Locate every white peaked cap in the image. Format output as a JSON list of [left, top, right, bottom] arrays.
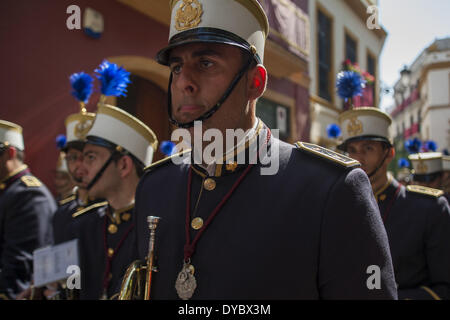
[[338, 107, 392, 150], [0, 120, 25, 150], [157, 0, 269, 65], [87, 104, 158, 166], [409, 152, 443, 175]]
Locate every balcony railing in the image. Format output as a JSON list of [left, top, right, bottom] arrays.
[[403, 123, 419, 139], [391, 88, 420, 118]]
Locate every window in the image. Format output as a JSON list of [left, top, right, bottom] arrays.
[[317, 9, 332, 102], [417, 110, 421, 132], [367, 52, 376, 106], [345, 33, 357, 63], [256, 97, 291, 142]]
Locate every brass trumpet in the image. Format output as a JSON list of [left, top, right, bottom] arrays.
[[118, 216, 161, 300]]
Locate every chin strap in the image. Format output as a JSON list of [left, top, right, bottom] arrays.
[[367, 150, 390, 178], [86, 146, 124, 191], [167, 56, 254, 129]]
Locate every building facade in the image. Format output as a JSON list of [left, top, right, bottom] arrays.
[[308, 0, 387, 148], [389, 38, 450, 160]]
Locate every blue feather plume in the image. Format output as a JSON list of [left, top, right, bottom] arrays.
[[94, 60, 131, 97], [160, 141, 176, 156], [398, 158, 410, 168], [336, 71, 366, 101], [326, 123, 341, 138], [424, 140, 438, 152], [56, 134, 67, 149], [70, 72, 94, 104], [404, 138, 422, 154]]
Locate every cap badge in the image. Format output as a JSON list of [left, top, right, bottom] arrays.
[[416, 160, 428, 174], [175, 0, 203, 31], [347, 116, 363, 136], [74, 119, 93, 140]]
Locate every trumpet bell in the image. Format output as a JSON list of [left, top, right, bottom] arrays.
[[118, 260, 147, 300]]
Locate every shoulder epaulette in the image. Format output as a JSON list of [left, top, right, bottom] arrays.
[[406, 185, 444, 198], [59, 194, 76, 206], [72, 201, 108, 218], [20, 175, 42, 187], [144, 149, 191, 173], [295, 142, 360, 168]]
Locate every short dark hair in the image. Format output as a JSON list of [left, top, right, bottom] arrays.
[[16, 149, 25, 162], [111, 152, 145, 178]]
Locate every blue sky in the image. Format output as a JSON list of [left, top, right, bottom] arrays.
[[378, 0, 450, 111]]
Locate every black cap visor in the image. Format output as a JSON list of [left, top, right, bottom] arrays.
[[338, 135, 393, 152], [157, 27, 261, 65]]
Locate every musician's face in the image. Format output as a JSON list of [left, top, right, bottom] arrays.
[[65, 147, 87, 188], [413, 175, 443, 190], [168, 43, 256, 138], [346, 140, 392, 181], [82, 144, 121, 200]]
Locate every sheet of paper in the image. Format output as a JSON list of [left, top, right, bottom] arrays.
[[33, 239, 79, 287]]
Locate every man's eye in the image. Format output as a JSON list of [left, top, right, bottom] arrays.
[[200, 60, 213, 68], [171, 64, 182, 74]]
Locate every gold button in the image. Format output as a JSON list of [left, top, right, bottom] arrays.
[[203, 178, 216, 191], [379, 194, 387, 201], [108, 248, 114, 257], [0, 183, 5, 190], [109, 273, 113, 280], [121, 213, 131, 222], [108, 224, 118, 234], [191, 217, 204, 230]]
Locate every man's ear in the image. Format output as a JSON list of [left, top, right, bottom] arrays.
[[386, 147, 396, 163], [117, 155, 134, 178], [248, 64, 267, 100]]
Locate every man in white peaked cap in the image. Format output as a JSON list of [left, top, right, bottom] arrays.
[[78, 104, 157, 299], [339, 107, 450, 300], [131, 0, 397, 300], [409, 152, 443, 190], [0, 120, 56, 300]]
